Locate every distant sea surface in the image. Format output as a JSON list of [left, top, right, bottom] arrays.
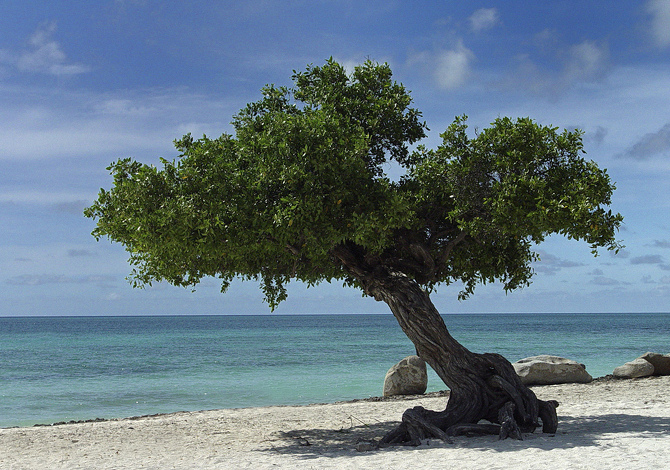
[[1, 313, 668, 428]]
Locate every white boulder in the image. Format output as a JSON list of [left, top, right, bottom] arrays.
[[383, 355, 428, 397], [613, 357, 655, 378], [513, 355, 593, 385]]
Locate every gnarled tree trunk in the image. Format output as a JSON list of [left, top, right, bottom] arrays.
[[333, 245, 559, 445]]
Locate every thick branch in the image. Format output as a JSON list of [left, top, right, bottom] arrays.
[[437, 230, 467, 265]]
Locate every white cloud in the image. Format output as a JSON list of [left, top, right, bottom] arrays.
[[434, 41, 474, 90], [16, 22, 90, 76], [0, 86, 235, 161], [501, 39, 610, 97], [0, 190, 94, 205], [5, 273, 115, 286], [105, 292, 122, 301], [68, 249, 96, 257], [53, 200, 91, 215], [334, 58, 362, 76], [469, 8, 499, 33], [564, 40, 610, 82], [591, 276, 621, 286], [647, 0, 670, 48]]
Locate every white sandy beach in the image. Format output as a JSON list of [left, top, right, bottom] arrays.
[[1, 375, 669, 470]]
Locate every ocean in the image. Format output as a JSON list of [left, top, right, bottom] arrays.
[[1, 313, 668, 428]]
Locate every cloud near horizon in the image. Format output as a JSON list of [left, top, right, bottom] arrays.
[[652, 240, 670, 249], [533, 251, 584, 275], [5, 273, 116, 286], [590, 276, 622, 286], [67, 249, 96, 257], [621, 123, 670, 160], [630, 255, 664, 265]]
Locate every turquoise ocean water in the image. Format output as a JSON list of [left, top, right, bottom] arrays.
[[1, 313, 668, 428]]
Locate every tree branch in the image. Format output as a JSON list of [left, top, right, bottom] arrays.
[[437, 230, 467, 265]]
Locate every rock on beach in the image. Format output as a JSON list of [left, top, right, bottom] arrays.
[[640, 352, 670, 375], [613, 358, 655, 378], [383, 355, 428, 396], [612, 352, 670, 378], [513, 355, 593, 385]]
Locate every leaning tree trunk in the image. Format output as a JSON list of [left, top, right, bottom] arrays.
[[365, 270, 559, 445]]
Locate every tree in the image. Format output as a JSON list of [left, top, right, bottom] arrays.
[[85, 59, 623, 445]]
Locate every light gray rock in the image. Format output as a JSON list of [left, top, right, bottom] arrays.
[[613, 358, 655, 378], [383, 355, 428, 397], [640, 352, 670, 376], [513, 355, 593, 385]]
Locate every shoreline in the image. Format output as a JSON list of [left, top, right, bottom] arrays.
[[9, 374, 623, 430], [1, 375, 669, 469]]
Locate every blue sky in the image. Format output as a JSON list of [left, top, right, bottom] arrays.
[[2, 1, 670, 316]]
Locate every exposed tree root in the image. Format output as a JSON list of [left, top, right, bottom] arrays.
[[379, 353, 560, 446]]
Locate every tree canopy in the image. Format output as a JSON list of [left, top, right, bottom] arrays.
[[85, 59, 623, 309]]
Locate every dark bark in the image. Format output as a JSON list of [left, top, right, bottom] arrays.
[[331, 245, 559, 445]]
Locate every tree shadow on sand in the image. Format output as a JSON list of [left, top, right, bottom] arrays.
[[260, 412, 670, 459]]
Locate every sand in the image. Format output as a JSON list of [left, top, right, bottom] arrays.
[[1, 375, 669, 470]]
